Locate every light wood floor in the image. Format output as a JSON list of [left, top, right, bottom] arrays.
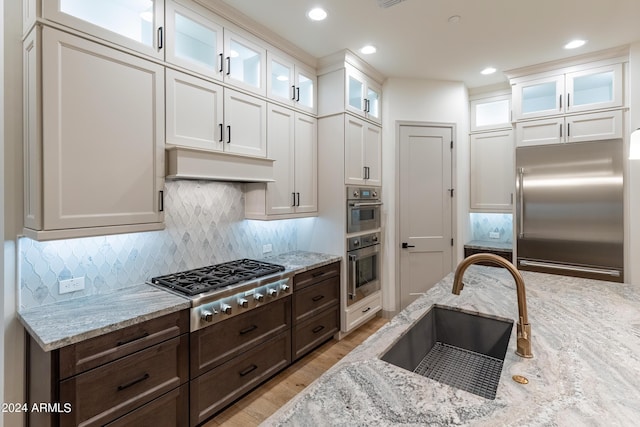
[[203, 316, 389, 426]]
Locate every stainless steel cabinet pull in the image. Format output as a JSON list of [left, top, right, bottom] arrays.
[[349, 201, 383, 207], [518, 167, 524, 238], [519, 260, 620, 277], [349, 254, 357, 299], [117, 373, 149, 391]]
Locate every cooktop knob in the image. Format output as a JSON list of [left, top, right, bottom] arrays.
[[372, 191, 378, 198], [254, 293, 264, 302], [220, 303, 232, 315], [268, 288, 277, 297], [280, 283, 290, 292], [353, 239, 360, 247], [238, 298, 249, 308], [200, 310, 215, 322], [353, 190, 359, 197]]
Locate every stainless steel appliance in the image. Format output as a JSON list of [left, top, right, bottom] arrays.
[[347, 186, 382, 234], [150, 258, 293, 331], [347, 231, 381, 306], [516, 138, 624, 282]]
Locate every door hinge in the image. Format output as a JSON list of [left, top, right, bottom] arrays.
[[450, 140, 453, 149], [448, 188, 454, 198], [451, 238, 454, 246]]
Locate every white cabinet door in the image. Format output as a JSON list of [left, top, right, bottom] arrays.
[[516, 110, 622, 147], [165, 0, 224, 80], [166, 69, 224, 150], [223, 30, 266, 96], [224, 89, 267, 157], [365, 80, 382, 124], [565, 64, 623, 114], [43, 0, 164, 59], [295, 64, 317, 115], [512, 74, 564, 120], [267, 52, 317, 114], [345, 66, 382, 124], [470, 94, 511, 132], [345, 115, 381, 185], [565, 110, 623, 143], [294, 113, 318, 213], [41, 27, 164, 231], [470, 130, 514, 212], [266, 104, 295, 215], [516, 118, 564, 147]]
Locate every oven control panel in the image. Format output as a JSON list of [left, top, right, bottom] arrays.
[[347, 186, 380, 200], [190, 278, 292, 331]]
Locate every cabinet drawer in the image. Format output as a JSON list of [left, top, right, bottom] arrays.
[[105, 384, 189, 427], [293, 305, 339, 361], [464, 247, 513, 264], [293, 275, 339, 323], [59, 335, 188, 427], [294, 261, 340, 291], [190, 296, 291, 377], [59, 310, 188, 379], [190, 332, 291, 426]]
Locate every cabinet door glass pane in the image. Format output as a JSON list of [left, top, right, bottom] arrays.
[[348, 75, 364, 110], [297, 74, 314, 109], [476, 99, 510, 127], [60, 0, 155, 46], [367, 87, 380, 118], [229, 39, 261, 89], [270, 60, 292, 100], [522, 81, 557, 114], [174, 12, 217, 69], [572, 71, 614, 107]]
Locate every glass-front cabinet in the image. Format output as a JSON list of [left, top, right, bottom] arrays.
[[346, 66, 381, 124], [470, 94, 511, 132], [43, 0, 164, 59], [512, 63, 623, 120], [267, 53, 316, 114], [165, 0, 223, 79], [224, 30, 266, 96]]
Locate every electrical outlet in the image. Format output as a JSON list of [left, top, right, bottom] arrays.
[[59, 277, 85, 294], [489, 231, 500, 239], [262, 243, 273, 254]]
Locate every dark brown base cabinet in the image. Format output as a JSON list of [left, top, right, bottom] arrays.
[[26, 311, 189, 427], [463, 246, 513, 265], [292, 262, 340, 361]]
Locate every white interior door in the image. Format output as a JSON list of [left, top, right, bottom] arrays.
[[399, 124, 453, 309]]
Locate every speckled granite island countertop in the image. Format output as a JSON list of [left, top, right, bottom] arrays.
[[18, 251, 341, 353], [264, 266, 640, 426]]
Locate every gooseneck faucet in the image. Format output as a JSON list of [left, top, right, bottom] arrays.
[[452, 253, 533, 358]]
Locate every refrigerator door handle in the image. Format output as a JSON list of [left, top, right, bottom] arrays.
[[519, 260, 621, 278], [518, 167, 525, 238]]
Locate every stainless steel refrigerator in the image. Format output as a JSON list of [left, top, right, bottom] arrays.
[[516, 138, 624, 282]]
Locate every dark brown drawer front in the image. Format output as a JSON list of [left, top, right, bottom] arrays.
[[293, 275, 339, 323], [464, 247, 513, 264], [59, 335, 188, 427], [191, 296, 291, 378], [294, 261, 340, 291], [59, 310, 189, 379], [293, 306, 339, 361], [105, 384, 188, 427], [190, 332, 291, 426]]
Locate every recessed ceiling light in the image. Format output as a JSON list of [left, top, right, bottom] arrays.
[[307, 7, 327, 21], [360, 45, 377, 55], [564, 39, 586, 49], [481, 67, 497, 75]]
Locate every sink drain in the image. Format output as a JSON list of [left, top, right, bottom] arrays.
[[413, 342, 504, 400]]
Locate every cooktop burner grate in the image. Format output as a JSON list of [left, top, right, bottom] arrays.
[[151, 259, 285, 296]]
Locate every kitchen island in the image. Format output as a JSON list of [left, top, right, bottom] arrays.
[[264, 266, 640, 426]]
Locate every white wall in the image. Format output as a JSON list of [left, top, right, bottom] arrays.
[[380, 78, 470, 314]]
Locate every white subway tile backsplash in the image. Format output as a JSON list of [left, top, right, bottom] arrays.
[[19, 181, 299, 309]]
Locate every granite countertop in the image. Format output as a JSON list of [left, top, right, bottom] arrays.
[[465, 240, 513, 251], [18, 251, 342, 353], [265, 266, 640, 426]]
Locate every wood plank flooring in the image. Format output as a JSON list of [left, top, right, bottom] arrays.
[[203, 316, 389, 426]]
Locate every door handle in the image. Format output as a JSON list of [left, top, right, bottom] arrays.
[[401, 242, 415, 249]]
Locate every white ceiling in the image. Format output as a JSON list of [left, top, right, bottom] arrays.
[[219, 0, 640, 88]]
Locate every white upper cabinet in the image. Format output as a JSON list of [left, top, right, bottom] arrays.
[[470, 130, 514, 212], [267, 52, 317, 114], [223, 89, 267, 157], [345, 115, 382, 186], [43, 0, 165, 59], [512, 63, 623, 120], [223, 30, 266, 96], [346, 66, 381, 124], [470, 94, 511, 132], [165, 0, 224, 80]]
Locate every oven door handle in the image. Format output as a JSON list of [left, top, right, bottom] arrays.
[[349, 201, 383, 208], [349, 254, 357, 299]]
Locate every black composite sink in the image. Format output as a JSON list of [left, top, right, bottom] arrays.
[[381, 304, 513, 399]]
